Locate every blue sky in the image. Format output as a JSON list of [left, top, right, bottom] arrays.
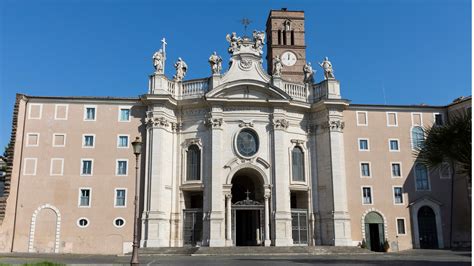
[[0, 0, 471, 150]]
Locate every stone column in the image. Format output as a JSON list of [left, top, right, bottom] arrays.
[[264, 194, 271, 246], [226, 193, 232, 246], [272, 114, 293, 246], [207, 109, 226, 246]]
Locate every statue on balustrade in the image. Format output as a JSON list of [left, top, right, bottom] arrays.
[[208, 52, 222, 75], [319, 57, 335, 80], [273, 55, 282, 77], [174, 57, 188, 81], [152, 49, 164, 74], [303, 62, 315, 83]]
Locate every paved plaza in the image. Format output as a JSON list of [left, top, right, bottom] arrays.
[[0, 249, 470, 265]]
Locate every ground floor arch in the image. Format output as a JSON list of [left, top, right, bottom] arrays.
[[225, 167, 271, 246], [363, 211, 385, 252], [410, 197, 444, 249]]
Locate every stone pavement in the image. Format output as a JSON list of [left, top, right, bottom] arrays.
[[0, 248, 470, 265]]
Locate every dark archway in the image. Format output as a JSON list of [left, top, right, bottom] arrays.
[[231, 168, 265, 246], [231, 168, 264, 204], [364, 212, 385, 252], [418, 206, 438, 249]]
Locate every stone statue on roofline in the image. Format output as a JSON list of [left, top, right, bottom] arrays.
[[319, 57, 335, 80], [252, 30, 265, 55], [208, 51, 223, 75], [273, 55, 282, 77], [173, 57, 188, 81], [152, 49, 164, 74], [226, 32, 242, 54], [303, 62, 315, 84]]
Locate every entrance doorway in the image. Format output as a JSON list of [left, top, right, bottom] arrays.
[[235, 210, 261, 246], [231, 169, 265, 246], [364, 212, 385, 252], [182, 192, 203, 246], [418, 206, 438, 249]]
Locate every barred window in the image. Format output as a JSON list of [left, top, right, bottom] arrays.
[[292, 146, 305, 182], [186, 145, 201, 181]]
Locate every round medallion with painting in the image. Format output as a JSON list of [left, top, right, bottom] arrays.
[[236, 129, 259, 157]]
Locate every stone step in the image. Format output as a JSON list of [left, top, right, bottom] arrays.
[[135, 246, 373, 256]]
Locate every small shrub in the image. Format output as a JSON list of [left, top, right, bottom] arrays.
[[360, 239, 367, 249]]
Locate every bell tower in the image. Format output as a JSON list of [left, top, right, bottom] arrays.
[[266, 8, 306, 83]]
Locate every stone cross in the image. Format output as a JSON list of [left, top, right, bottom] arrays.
[[244, 190, 251, 200], [161, 38, 167, 55]]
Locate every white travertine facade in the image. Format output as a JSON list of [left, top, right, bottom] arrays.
[[0, 9, 470, 254]]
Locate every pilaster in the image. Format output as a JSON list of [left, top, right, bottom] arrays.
[[206, 107, 226, 247], [141, 110, 176, 247], [271, 110, 293, 246]]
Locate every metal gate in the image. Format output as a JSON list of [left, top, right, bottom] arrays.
[[291, 209, 308, 245], [183, 209, 203, 246]]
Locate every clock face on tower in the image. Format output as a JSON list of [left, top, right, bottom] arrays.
[[281, 51, 297, 66]]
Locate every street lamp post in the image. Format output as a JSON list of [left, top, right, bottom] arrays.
[[131, 137, 142, 266]]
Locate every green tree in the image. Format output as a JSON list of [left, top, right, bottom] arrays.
[[414, 110, 471, 193]]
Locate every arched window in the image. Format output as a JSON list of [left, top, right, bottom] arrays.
[[292, 146, 305, 182], [278, 30, 282, 45], [412, 126, 424, 149], [186, 145, 201, 181], [415, 163, 429, 190]]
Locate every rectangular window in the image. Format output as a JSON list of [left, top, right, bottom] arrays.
[[412, 113, 423, 126], [393, 187, 403, 204], [415, 164, 430, 191], [115, 189, 126, 207], [389, 139, 399, 151], [53, 133, 66, 147], [360, 163, 371, 177], [23, 158, 37, 176], [79, 189, 91, 207], [54, 104, 68, 120], [386, 112, 398, 127], [362, 187, 372, 205], [356, 111, 368, 126], [28, 104, 43, 119], [81, 159, 93, 176], [358, 139, 369, 151], [117, 135, 129, 148], [397, 218, 406, 235], [84, 106, 96, 121], [119, 108, 131, 122], [26, 133, 40, 147], [434, 113, 443, 126], [83, 135, 95, 148], [391, 163, 402, 177], [50, 158, 64, 176], [116, 160, 128, 176]]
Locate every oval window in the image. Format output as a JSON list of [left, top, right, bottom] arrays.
[[236, 128, 259, 157], [77, 218, 89, 228], [114, 218, 125, 228]]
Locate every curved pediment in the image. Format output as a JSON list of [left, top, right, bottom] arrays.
[[205, 79, 290, 101]]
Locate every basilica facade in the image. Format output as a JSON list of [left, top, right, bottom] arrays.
[[0, 9, 470, 254]]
